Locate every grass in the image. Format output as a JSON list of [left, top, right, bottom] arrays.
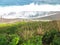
[[0, 21, 60, 45]]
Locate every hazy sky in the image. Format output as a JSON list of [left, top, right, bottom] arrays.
[[0, 0, 60, 6]]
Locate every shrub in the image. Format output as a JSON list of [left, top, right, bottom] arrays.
[[51, 32, 60, 45], [8, 34, 20, 45], [0, 34, 8, 45], [42, 29, 58, 45], [22, 35, 43, 45]]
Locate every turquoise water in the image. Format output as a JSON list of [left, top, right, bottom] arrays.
[[0, 0, 60, 6]]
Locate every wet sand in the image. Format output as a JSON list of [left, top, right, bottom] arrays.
[[0, 12, 60, 23]]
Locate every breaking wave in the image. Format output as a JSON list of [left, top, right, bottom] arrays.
[[0, 3, 60, 19]]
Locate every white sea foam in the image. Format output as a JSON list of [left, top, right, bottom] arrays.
[[0, 3, 60, 19]]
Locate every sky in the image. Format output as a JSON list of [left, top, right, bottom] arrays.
[[0, 0, 60, 6]]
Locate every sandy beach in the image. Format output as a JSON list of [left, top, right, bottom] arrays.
[[0, 11, 60, 23]]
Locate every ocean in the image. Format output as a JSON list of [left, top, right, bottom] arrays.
[[0, 0, 60, 6], [0, 0, 60, 19]]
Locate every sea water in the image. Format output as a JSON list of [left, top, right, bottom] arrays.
[[0, 0, 60, 19]]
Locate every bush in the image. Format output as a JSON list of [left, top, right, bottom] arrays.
[[8, 34, 20, 45], [0, 34, 20, 45], [0, 34, 8, 45], [51, 32, 60, 45], [42, 29, 58, 45], [22, 35, 43, 45]]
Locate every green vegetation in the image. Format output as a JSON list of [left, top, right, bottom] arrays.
[[0, 21, 60, 45], [0, 34, 8, 45], [8, 34, 19, 45]]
